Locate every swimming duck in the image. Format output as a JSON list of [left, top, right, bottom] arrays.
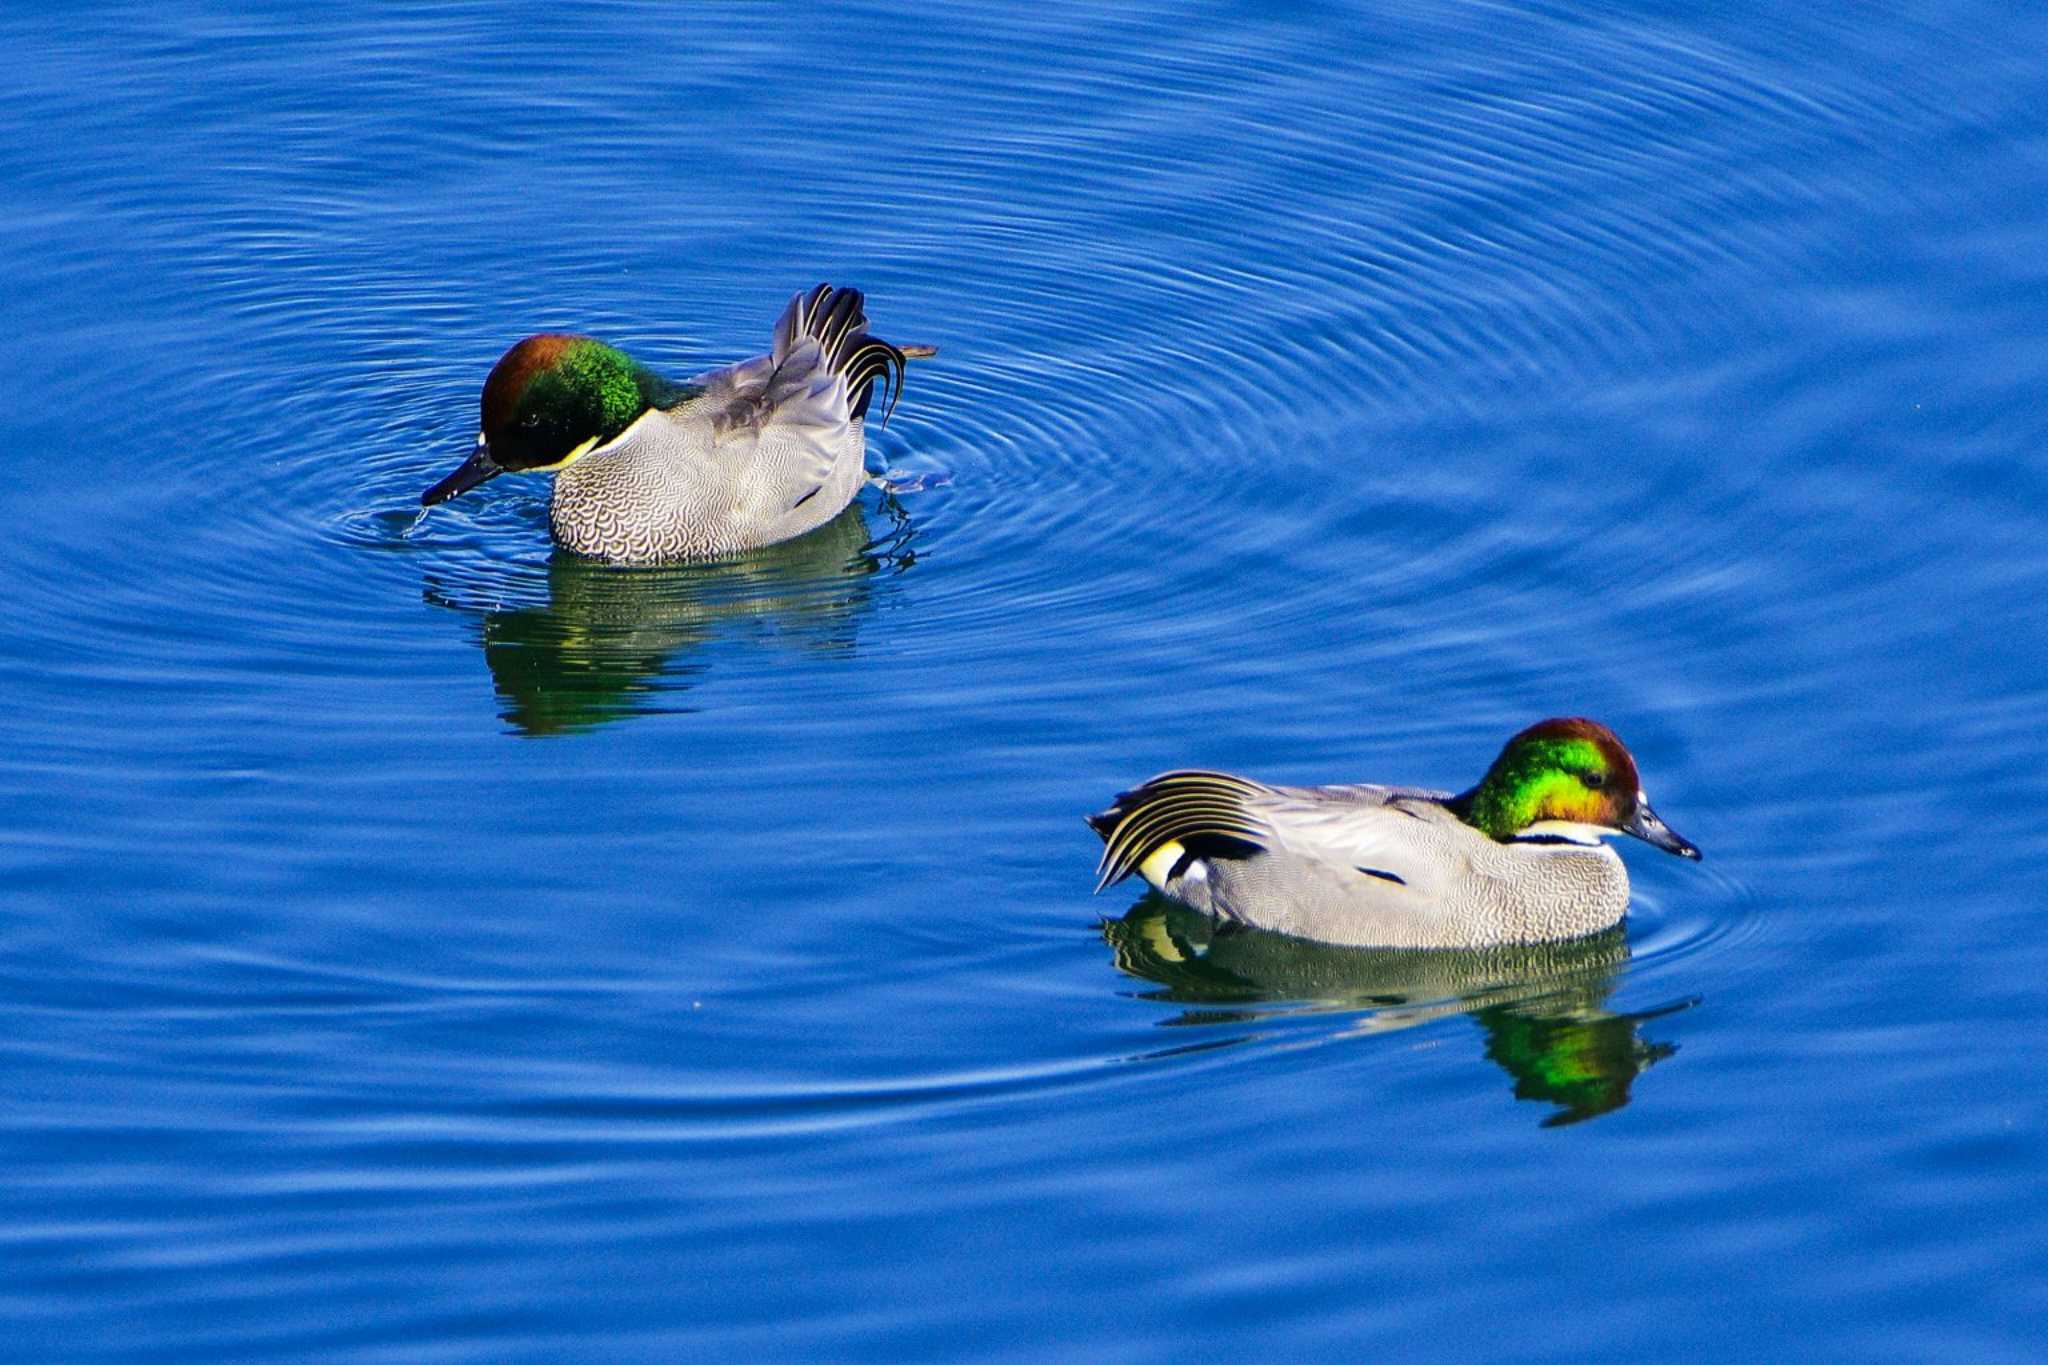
[[422, 284, 919, 563], [1089, 718, 1700, 948]]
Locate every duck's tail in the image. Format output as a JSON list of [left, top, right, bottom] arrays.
[[772, 283, 923, 426], [1087, 770, 1272, 893]]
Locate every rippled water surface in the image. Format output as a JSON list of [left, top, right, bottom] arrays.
[[3, 1, 2044, 1358]]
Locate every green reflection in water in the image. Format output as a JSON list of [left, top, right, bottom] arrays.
[[1103, 898, 1690, 1126], [428, 502, 908, 735]]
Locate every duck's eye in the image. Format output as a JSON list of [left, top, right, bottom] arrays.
[[1581, 770, 1607, 790]]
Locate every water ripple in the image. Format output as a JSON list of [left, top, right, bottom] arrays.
[[4, 0, 2044, 1352]]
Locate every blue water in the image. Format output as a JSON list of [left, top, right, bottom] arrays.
[[3, 1, 2044, 1358]]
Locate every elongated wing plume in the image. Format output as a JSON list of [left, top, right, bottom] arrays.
[[1088, 770, 1275, 892], [772, 283, 910, 426]]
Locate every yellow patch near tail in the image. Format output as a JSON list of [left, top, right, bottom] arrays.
[[1138, 839, 1187, 891]]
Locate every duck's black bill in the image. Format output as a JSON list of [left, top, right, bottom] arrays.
[[421, 446, 503, 507], [1625, 799, 1701, 861]]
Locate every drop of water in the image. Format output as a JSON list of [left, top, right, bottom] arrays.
[[871, 469, 952, 495]]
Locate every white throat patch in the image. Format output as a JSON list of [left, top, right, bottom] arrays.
[[1513, 819, 1615, 848]]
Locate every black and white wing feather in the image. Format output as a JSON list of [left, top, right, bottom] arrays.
[[1088, 770, 1278, 893], [1089, 774, 1461, 896]]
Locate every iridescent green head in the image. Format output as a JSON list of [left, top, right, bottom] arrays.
[[422, 334, 689, 506], [1453, 718, 1700, 859]]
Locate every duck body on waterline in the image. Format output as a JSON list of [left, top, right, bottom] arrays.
[[1090, 718, 1701, 949], [424, 284, 925, 564]]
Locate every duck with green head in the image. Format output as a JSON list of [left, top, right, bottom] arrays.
[[422, 284, 920, 564], [1088, 718, 1700, 948]]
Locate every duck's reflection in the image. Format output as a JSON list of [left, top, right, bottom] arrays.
[[426, 502, 909, 735], [1103, 898, 1691, 1126]]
